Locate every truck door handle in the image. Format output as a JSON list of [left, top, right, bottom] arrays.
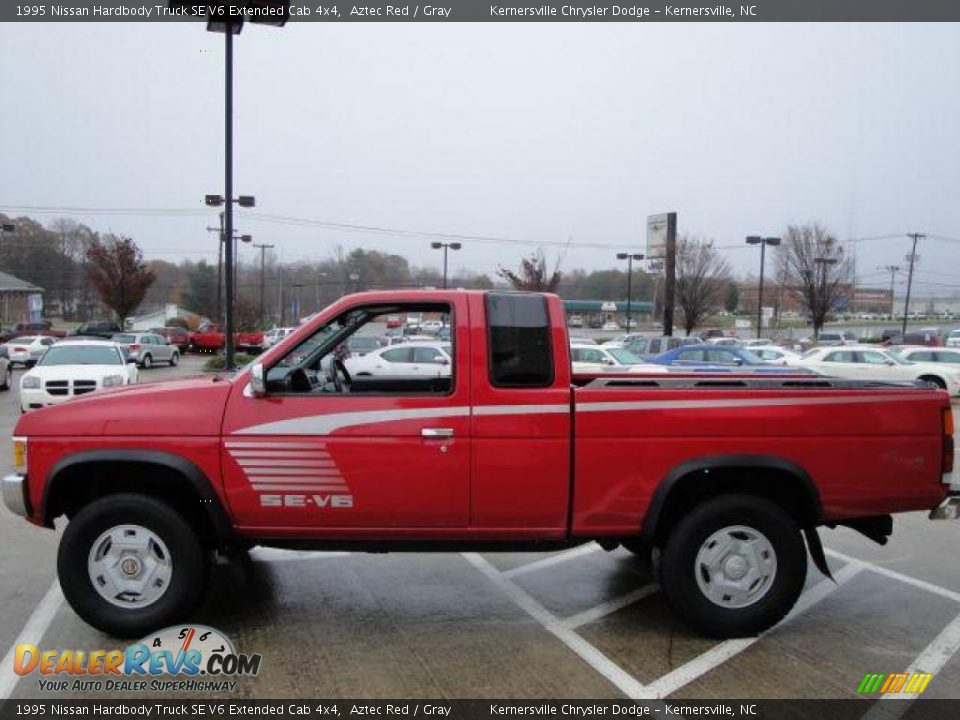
[[421, 428, 454, 438]]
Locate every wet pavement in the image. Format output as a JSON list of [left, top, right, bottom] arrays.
[[0, 355, 958, 701]]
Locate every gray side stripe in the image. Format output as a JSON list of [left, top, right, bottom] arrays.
[[473, 404, 569, 416], [234, 406, 471, 436], [233, 394, 929, 436], [575, 394, 930, 414]]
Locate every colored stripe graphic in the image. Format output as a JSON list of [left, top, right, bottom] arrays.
[[858, 672, 932, 694], [226, 441, 351, 496]]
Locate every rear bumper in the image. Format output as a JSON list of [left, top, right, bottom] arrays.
[[2, 474, 29, 518], [930, 492, 960, 520]]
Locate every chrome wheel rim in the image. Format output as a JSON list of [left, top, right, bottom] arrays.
[[694, 525, 777, 609], [87, 524, 173, 608]]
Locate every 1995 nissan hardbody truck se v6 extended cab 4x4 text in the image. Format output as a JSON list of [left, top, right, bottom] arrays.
[[3, 291, 958, 638]]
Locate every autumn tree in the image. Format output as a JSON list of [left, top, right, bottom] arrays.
[[497, 249, 563, 292], [85, 235, 155, 329], [674, 236, 732, 335], [777, 223, 852, 337]]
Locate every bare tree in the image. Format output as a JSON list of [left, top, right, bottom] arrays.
[[85, 235, 156, 329], [497, 249, 562, 292], [778, 223, 852, 337], [675, 236, 732, 335]]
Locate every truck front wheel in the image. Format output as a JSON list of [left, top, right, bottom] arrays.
[[57, 493, 207, 637], [659, 494, 806, 638]]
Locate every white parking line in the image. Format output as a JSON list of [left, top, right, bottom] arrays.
[[639, 562, 864, 699], [0, 581, 63, 701], [825, 548, 960, 604], [860, 611, 960, 720], [502, 543, 601, 579], [464, 552, 648, 699], [563, 584, 659, 630]]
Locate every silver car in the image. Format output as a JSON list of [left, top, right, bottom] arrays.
[[111, 332, 180, 369]]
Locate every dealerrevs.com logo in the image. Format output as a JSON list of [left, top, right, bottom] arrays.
[[14, 625, 260, 693]]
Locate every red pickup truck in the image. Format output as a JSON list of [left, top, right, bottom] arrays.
[[188, 323, 264, 353], [3, 291, 957, 638]]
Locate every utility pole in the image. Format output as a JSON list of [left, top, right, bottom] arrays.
[[253, 243, 274, 328], [662, 212, 677, 336], [903, 233, 924, 335], [879, 265, 900, 318]]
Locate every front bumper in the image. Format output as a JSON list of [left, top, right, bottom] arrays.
[[2, 474, 29, 517], [930, 492, 960, 520]]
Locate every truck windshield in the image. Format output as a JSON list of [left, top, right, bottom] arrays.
[[39, 346, 121, 366]]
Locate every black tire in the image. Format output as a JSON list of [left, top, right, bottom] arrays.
[[0, 365, 10, 391], [170, 352, 179, 367], [141, 354, 152, 369], [57, 493, 207, 638], [919, 375, 946, 390], [658, 494, 807, 639]]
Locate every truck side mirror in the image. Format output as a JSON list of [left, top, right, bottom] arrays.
[[251, 363, 266, 397]]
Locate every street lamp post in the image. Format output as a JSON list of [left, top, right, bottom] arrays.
[[173, 0, 289, 369], [430, 242, 462, 289], [615, 253, 644, 333], [745, 236, 781, 338]]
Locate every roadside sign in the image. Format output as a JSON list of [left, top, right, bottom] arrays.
[[735, 319, 751, 330], [646, 213, 669, 262]]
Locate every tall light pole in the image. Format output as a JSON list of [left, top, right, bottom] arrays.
[[430, 242, 462, 289], [745, 236, 781, 338], [903, 233, 925, 335], [253, 242, 274, 327], [173, 0, 289, 369], [615, 253, 644, 332], [879, 265, 900, 318]]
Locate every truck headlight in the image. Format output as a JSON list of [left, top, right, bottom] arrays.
[[102, 375, 124, 388], [13, 437, 27, 475], [21, 376, 41, 390]]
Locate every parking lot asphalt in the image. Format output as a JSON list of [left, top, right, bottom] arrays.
[[0, 355, 958, 701]]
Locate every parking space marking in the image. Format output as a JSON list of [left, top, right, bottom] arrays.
[[0, 580, 63, 701], [502, 543, 601, 579], [563, 584, 659, 630], [463, 552, 648, 699], [825, 548, 960, 604], [638, 562, 865, 699], [861, 611, 960, 719]]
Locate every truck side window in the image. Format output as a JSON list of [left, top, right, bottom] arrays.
[[486, 293, 554, 388]]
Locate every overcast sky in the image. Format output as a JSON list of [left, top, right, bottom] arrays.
[[1, 21, 959, 294]]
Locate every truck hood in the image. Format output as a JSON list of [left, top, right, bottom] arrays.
[[15, 376, 233, 437]]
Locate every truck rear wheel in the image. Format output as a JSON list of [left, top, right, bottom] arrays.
[[57, 493, 207, 637], [658, 494, 806, 638]]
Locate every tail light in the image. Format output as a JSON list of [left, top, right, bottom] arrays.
[[129, 344, 140, 351], [943, 407, 954, 477], [13, 347, 26, 352]]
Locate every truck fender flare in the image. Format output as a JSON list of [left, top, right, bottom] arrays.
[[640, 454, 823, 543], [42, 449, 233, 542]]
